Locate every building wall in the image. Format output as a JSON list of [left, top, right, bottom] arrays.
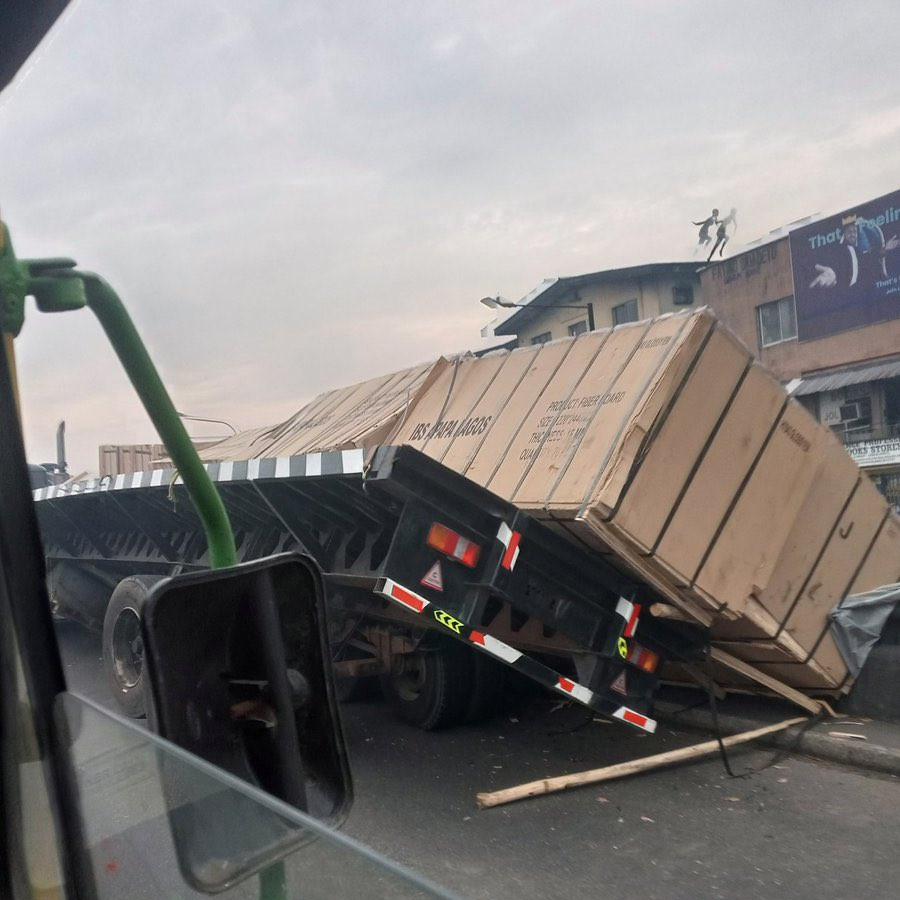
[[514, 273, 698, 347], [514, 304, 593, 347], [700, 238, 900, 380]]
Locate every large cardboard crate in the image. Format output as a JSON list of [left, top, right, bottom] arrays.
[[711, 482, 900, 690], [395, 308, 822, 614], [391, 307, 898, 690], [200, 358, 449, 461]]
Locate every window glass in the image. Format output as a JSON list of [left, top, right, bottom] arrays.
[[567, 320, 587, 337], [530, 332, 552, 345], [611, 299, 638, 326], [54, 693, 445, 898], [758, 296, 797, 346], [673, 285, 694, 305], [780, 296, 797, 341]]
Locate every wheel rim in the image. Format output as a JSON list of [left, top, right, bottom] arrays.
[[390, 654, 427, 702], [111, 606, 143, 689]]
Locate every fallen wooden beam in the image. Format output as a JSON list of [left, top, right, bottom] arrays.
[[476, 716, 808, 810], [708, 648, 827, 716], [648, 602, 697, 624]]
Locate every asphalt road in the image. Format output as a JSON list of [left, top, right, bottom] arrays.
[[57, 621, 900, 900]]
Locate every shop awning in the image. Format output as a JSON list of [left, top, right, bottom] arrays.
[[790, 358, 900, 396]]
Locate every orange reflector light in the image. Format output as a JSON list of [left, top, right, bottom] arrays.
[[427, 522, 481, 568], [626, 642, 660, 674]]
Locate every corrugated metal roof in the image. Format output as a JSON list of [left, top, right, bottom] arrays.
[[493, 263, 699, 335], [791, 358, 900, 396]]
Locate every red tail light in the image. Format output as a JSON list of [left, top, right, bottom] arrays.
[[626, 642, 660, 674], [427, 522, 481, 568]]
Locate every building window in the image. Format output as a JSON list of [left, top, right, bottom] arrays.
[[530, 331, 552, 345], [673, 284, 694, 305], [612, 299, 639, 326], [757, 296, 797, 347], [820, 391, 873, 442], [568, 320, 588, 337], [886, 377, 900, 436]]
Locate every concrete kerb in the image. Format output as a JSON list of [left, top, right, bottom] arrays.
[[654, 702, 900, 778]]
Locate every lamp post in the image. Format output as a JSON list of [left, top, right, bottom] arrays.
[[480, 295, 595, 332], [176, 412, 238, 435]]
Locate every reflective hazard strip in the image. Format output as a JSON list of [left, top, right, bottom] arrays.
[[615, 597, 640, 637], [615, 597, 634, 622], [496, 523, 521, 571], [32, 449, 366, 502], [502, 534, 521, 571], [306, 453, 322, 477], [612, 706, 657, 734], [624, 604, 641, 638], [378, 578, 430, 614], [373, 581, 654, 735], [555, 676, 594, 706], [468, 630, 523, 665], [342, 447, 365, 473]]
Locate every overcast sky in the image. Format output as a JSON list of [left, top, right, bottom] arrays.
[[2, 0, 898, 473]]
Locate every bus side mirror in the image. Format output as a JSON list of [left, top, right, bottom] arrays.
[[140, 552, 352, 891]]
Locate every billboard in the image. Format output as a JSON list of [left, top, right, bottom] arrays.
[[789, 189, 900, 341]]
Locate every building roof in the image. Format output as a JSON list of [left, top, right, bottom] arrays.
[[788, 355, 900, 396], [493, 262, 699, 335]]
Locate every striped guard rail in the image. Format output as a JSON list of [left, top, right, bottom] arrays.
[[32, 449, 367, 502]]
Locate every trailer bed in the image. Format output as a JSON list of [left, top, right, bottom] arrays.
[[34, 445, 707, 732]]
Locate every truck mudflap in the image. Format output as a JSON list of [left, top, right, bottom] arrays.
[[375, 575, 657, 732]]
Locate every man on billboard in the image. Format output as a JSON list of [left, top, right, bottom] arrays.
[[809, 214, 899, 291], [791, 190, 900, 341]]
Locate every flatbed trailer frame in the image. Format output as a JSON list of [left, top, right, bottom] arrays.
[[34, 445, 708, 733]]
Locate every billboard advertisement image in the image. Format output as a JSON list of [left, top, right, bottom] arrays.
[[790, 189, 900, 340]]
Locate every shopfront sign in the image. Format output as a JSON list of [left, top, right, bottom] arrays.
[[846, 437, 900, 468]]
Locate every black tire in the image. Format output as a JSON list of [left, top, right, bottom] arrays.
[[379, 636, 472, 730], [462, 651, 506, 725], [101, 575, 163, 718]]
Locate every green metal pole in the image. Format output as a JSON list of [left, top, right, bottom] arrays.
[[78, 272, 238, 570], [78, 272, 284, 898]]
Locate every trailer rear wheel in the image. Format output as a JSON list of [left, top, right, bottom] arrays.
[[379, 637, 471, 730], [102, 575, 163, 718]]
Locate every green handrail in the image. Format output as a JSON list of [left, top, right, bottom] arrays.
[[1, 223, 238, 569], [77, 272, 238, 569]]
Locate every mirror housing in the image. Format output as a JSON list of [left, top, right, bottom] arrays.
[[141, 552, 352, 890]]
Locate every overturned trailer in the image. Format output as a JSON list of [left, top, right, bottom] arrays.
[[39, 307, 900, 726], [36, 444, 707, 733]]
